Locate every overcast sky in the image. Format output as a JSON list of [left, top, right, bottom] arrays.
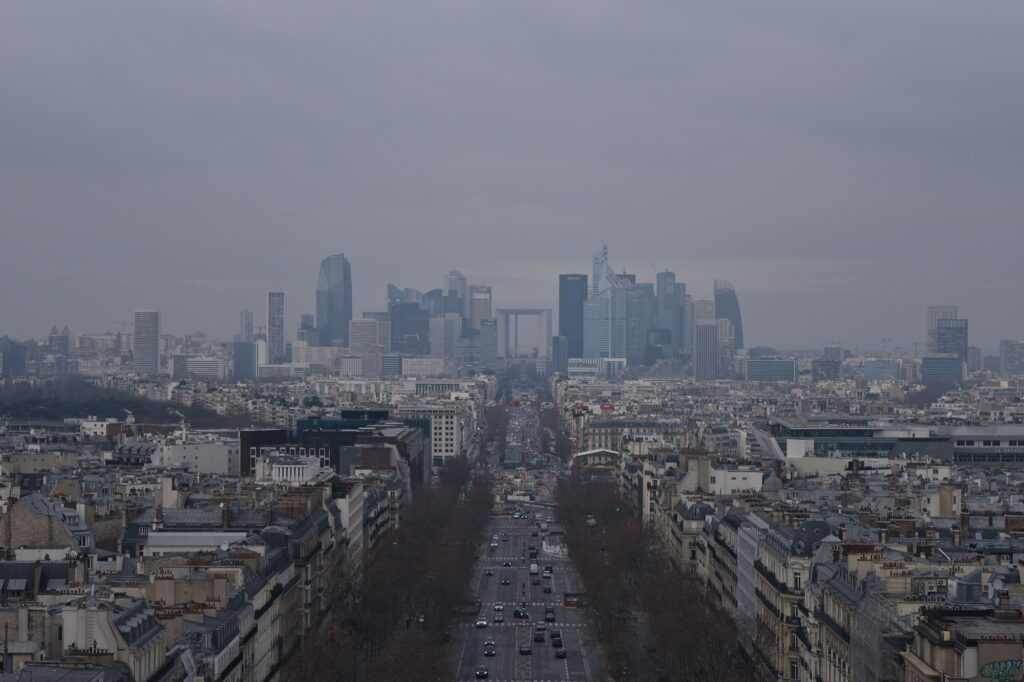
[[2, 1, 1023, 352]]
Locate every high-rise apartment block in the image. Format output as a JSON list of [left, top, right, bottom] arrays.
[[267, 292, 286, 364], [133, 309, 160, 376]]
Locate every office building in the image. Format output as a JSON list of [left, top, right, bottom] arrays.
[[559, 274, 588, 358], [922, 354, 966, 384], [382, 353, 403, 377], [694, 320, 718, 382], [936, 318, 968, 361], [479, 319, 498, 372], [267, 292, 286, 364], [233, 341, 258, 380], [656, 271, 682, 349], [927, 305, 958, 353], [583, 287, 628, 359], [133, 309, 160, 376], [420, 288, 443, 318], [863, 360, 900, 381], [429, 314, 463, 360], [186, 356, 225, 381], [48, 326, 70, 355], [349, 318, 391, 354], [389, 302, 430, 355], [967, 346, 982, 373], [445, 270, 468, 319], [239, 310, 254, 342], [552, 335, 569, 375], [294, 313, 315, 344], [469, 285, 492, 330], [1001, 340, 1024, 378], [714, 279, 744, 350], [0, 341, 27, 378], [746, 358, 797, 383], [316, 254, 353, 347]]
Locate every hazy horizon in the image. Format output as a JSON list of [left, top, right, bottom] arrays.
[[3, 2, 1023, 351]]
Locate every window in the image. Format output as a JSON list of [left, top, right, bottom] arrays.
[[793, 573, 801, 590], [789, 661, 799, 679]]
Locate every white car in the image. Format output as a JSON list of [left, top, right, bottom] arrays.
[[475, 619, 488, 628], [494, 604, 504, 611]]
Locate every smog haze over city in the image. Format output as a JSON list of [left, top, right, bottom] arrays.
[[3, 1, 1024, 351], [7, 4, 1024, 682]]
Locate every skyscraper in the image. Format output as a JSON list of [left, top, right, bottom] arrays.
[[694, 320, 718, 382], [133, 309, 160, 375], [1000, 340, 1024, 378], [582, 247, 629, 359], [558, 274, 588, 358], [936, 318, 968, 361], [297, 313, 317, 343], [390, 301, 430, 355], [927, 305, 958, 353], [232, 341, 258, 380], [239, 310, 254, 342], [714, 279, 744, 350], [656, 271, 682, 349], [267, 292, 286, 364], [446, 270, 468, 319], [469, 285, 492, 330], [316, 254, 353, 347]]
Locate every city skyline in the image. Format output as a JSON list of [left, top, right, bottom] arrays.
[[0, 253, 1018, 355], [3, 3, 1024, 350]]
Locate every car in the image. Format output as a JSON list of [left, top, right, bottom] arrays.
[[550, 629, 562, 639], [555, 649, 567, 659], [485, 569, 494, 576], [494, 613, 504, 623], [503, 561, 511, 567], [543, 585, 552, 594], [417, 614, 425, 624], [484, 637, 496, 647], [533, 631, 545, 642], [519, 644, 532, 655], [532, 578, 540, 585], [494, 604, 504, 612], [501, 578, 511, 585], [475, 665, 489, 678], [484, 646, 496, 657], [514, 608, 529, 619], [551, 636, 563, 648], [544, 612, 555, 622], [475, 619, 488, 628]]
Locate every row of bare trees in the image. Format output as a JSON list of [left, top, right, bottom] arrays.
[[289, 459, 494, 681], [556, 473, 756, 682]]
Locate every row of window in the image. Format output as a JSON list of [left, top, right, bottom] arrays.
[[956, 439, 1024, 447]]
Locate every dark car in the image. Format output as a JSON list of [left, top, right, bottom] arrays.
[[532, 578, 540, 585], [519, 644, 532, 655], [484, 646, 496, 657], [514, 608, 530, 619], [556, 649, 567, 659], [543, 585, 552, 594], [485, 569, 494, 576], [475, 665, 489, 678], [544, 612, 555, 622], [533, 631, 545, 642], [501, 578, 511, 585], [552, 637, 563, 649], [503, 561, 512, 567]]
